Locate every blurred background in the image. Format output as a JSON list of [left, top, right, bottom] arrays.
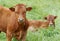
[[0, 0, 60, 41]]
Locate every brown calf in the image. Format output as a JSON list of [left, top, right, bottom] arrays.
[[0, 4, 32, 41], [28, 15, 57, 32], [44, 15, 57, 27], [9, 4, 32, 41]]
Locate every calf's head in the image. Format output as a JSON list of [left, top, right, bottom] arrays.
[[9, 4, 32, 23], [44, 15, 57, 27]]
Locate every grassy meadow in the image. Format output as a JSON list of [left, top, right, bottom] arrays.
[[0, 0, 60, 41]]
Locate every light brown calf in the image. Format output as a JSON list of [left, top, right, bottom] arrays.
[[28, 15, 57, 32]]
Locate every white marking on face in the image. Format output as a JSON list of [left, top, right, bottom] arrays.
[[49, 21, 53, 25]]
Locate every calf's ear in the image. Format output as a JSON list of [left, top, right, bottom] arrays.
[[26, 7, 32, 11], [54, 16, 57, 19], [9, 7, 15, 11]]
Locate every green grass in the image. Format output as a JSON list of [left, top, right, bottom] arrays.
[[0, 0, 60, 41]]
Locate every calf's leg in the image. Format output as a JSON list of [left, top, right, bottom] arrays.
[[6, 30, 12, 41], [21, 31, 27, 41]]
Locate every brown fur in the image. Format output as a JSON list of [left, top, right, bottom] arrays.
[[29, 20, 49, 28], [0, 5, 20, 41], [28, 20, 49, 32]]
